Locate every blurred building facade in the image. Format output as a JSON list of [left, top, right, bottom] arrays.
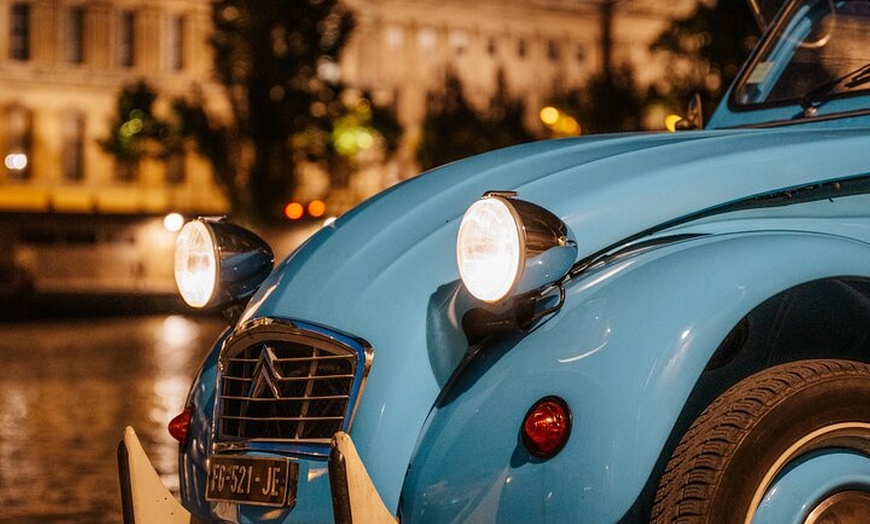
[[344, 0, 692, 135], [0, 0, 229, 216], [0, 0, 232, 294], [0, 0, 696, 218], [337, 0, 697, 197]]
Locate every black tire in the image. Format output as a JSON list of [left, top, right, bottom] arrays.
[[651, 359, 870, 524]]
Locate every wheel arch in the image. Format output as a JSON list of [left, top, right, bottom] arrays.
[[600, 232, 870, 521], [401, 231, 870, 523]]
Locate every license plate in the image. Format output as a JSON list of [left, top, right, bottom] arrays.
[[206, 455, 298, 507]]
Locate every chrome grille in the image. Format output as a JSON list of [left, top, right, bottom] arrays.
[[216, 319, 371, 450]]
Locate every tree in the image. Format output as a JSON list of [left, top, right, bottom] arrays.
[[100, 80, 167, 177], [102, 79, 237, 201], [327, 92, 402, 188], [101, 80, 207, 183], [546, 66, 644, 136], [650, 0, 759, 119], [210, 0, 355, 224], [103, 3, 401, 222], [417, 70, 535, 171], [291, 90, 402, 192], [169, 94, 239, 211]]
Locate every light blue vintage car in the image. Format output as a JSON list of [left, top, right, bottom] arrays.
[[119, 0, 870, 522]]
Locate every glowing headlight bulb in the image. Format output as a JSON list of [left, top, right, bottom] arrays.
[[174, 220, 218, 308], [457, 196, 523, 302]]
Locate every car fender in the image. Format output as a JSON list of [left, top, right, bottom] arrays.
[[178, 329, 226, 519], [400, 230, 870, 523]]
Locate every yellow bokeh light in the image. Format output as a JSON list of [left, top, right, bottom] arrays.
[[665, 114, 683, 133], [556, 116, 581, 136], [539, 106, 560, 126], [356, 130, 374, 150]]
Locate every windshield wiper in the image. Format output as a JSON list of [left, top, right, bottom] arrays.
[[800, 62, 870, 116]]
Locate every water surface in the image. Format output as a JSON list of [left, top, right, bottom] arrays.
[[0, 314, 224, 523]]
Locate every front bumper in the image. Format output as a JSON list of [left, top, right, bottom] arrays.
[[117, 427, 397, 524]]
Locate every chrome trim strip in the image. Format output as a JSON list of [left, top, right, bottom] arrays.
[[222, 415, 346, 422], [220, 394, 351, 402]]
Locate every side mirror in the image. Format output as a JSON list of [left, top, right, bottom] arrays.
[[676, 93, 704, 131]]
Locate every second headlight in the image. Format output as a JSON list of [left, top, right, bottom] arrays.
[[174, 217, 274, 310]]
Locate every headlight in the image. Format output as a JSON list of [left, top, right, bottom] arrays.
[[174, 218, 274, 309], [456, 196, 523, 302], [175, 220, 217, 307], [457, 192, 577, 303]]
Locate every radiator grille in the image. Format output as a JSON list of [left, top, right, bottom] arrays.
[[216, 319, 370, 449]]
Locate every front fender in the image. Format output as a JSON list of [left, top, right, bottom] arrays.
[[400, 231, 870, 523], [179, 329, 225, 520]]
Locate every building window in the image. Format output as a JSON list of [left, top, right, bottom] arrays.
[[385, 24, 404, 50], [165, 14, 184, 71], [547, 40, 560, 61], [166, 151, 185, 184], [486, 36, 497, 56], [117, 10, 136, 67], [449, 29, 468, 55], [65, 6, 85, 64], [5, 106, 33, 180], [10, 3, 30, 61], [62, 112, 85, 181], [418, 27, 436, 50]]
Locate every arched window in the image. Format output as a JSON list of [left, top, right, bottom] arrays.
[[63, 112, 85, 181]]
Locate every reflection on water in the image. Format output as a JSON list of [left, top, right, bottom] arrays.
[[0, 314, 224, 523]]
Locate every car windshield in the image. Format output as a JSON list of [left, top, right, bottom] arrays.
[[734, 0, 870, 107]]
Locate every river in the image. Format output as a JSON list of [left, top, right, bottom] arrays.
[[0, 313, 225, 523]]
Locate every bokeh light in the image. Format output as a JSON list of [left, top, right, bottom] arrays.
[[284, 202, 305, 220], [665, 114, 683, 133], [163, 213, 185, 233], [308, 200, 326, 218]]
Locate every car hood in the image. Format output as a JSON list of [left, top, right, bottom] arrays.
[[238, 125, 870, 508], [249, 126, 869, 320]]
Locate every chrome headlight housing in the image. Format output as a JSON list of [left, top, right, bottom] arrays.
[[174, 218, 274, 309], [457, 192, 577, 303]]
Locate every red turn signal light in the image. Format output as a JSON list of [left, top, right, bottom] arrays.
[[522, 396, 571, 459], [168, 407, 193, 443]]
